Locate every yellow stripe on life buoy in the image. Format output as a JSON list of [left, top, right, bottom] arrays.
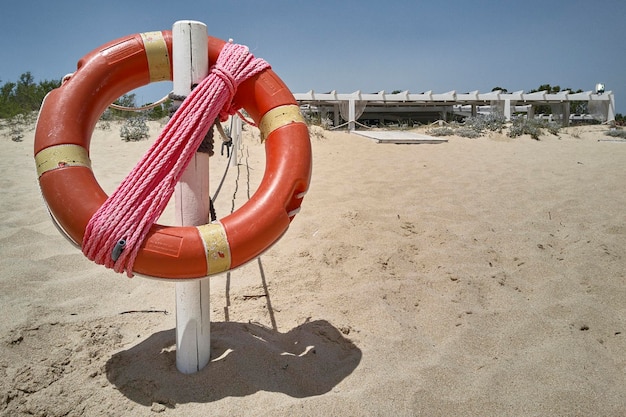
[[197, 223, 231, 274], [35, 144, 91, 177], [259, 104, 306, 142], [140, 31, 171, 82]]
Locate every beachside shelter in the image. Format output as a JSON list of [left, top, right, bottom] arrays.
[[293, 89, 615, 130]]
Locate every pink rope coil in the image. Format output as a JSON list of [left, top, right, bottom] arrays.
[[82, 42, 270, 277]]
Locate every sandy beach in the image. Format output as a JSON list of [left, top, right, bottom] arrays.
[[1, 120, 625, 416]]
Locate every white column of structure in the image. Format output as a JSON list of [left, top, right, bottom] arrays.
[[172, 20, 211, 374], [348, 98, 356, 131], [504, 99, 511, 121], [608, 92, 616, 122], [562, 102, 571, 127]]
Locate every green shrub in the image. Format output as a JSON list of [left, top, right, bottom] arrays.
[[545, 121, 561, 136], [430, 113, 506, 139], [508, 118, 561, 140], [508, 118, 541, 140], [605, 129, 626, 139], [96, 120, 111, 131], [4, 113, 35, 142], [455, 126, 481, 138], [427, 127, 454, 136], [120, 116, 149, 142], [464, 113, 506, 133]]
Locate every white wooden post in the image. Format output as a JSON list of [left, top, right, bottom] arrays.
[[172, 20, 211, 374]]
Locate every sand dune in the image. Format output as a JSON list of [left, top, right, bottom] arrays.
[[1, 120, 625, 416]]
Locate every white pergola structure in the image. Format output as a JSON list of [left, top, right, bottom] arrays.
[[293, 89, 615, 130]]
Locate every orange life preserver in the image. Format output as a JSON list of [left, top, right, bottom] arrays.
[[34, 31, 311, 279]]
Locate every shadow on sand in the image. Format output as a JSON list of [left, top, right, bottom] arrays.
[[105, 320, 361, 406]]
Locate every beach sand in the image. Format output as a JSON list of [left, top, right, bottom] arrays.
[[1, 120, 625, 416]]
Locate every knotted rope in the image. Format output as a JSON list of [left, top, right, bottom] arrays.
[[82, 42, 270, 277]]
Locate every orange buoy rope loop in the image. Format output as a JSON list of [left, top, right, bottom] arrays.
[[34, 31, 312, 279]]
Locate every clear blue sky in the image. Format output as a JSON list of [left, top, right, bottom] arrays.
[[1, 0, 624, 113]]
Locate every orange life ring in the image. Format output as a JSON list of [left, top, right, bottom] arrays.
[[34, 31, 311, 279]]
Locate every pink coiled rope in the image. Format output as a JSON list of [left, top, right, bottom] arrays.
[[82, 42, 270, 277]]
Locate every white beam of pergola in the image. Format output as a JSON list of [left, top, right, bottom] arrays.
[[293, 89, 615, 130]]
